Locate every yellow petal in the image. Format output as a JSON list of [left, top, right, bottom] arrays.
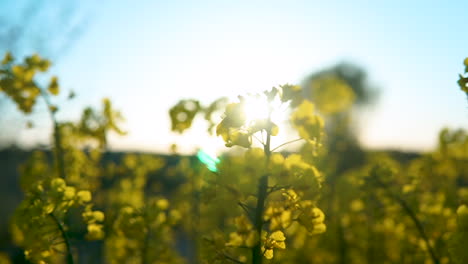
[[264, 249, 274, 259]]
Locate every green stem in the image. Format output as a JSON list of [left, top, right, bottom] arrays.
[[392, 193, 439, 264], [40, 87, 71, 262], [53, 121, 66, 179], [40, 89, 66, 179], [49, 213, 74, 264], [271, 138, 303, 152], [252, 175, 268, 264], [223, 252, 245, 264], [141, 221, 150, 264], [192, 167, 201, 264], [337, 217, 347, 264], [375, 179, 439, 264], [252, 130, 271, 264], [329, 177, 346, 264], [365, 197, 376, 264]]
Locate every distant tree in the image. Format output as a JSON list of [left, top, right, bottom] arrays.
[[301, 62, 380, 264], [301, 62, 378, 147], [303, 62, 379, 107]]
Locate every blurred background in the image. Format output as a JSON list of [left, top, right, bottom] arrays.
[[2, 1, 468, 263], [1, 0, 467, 154]]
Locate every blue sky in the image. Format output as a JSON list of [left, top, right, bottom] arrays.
[[2, 0, 468, 153]]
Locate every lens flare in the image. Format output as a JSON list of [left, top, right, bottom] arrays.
[[197, 149, 220, 172], [242, 94, 287, 125]]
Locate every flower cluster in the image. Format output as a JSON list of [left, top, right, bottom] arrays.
[[12, 177, 104, 263], [0, 52, 57, 113]]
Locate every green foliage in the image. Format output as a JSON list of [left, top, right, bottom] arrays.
[[2, 51, 468, 264], [458, 58, 468, 97], [0, 52, 53, 113], [303, 62, 378, 107], [169, 99, 202, 133], [305, 75, 355, 114], [105, 200, 184, 264], [169, 85, 329, 264], [449, 205, 468, 264], [1, 52, 128, 264], [12, 175, 104, 263]]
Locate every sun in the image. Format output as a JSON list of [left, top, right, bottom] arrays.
[[242, 94, 288, 125]]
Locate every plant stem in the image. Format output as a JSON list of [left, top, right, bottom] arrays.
[[271, 138, 304, 152], [392, 193, 439, 264], [40, 89, 66, 179], [192, 167, 201, 264], [375, 179, 439, 264], [40, 85, 71, 263], [40, 87, 72, 262], [252, 175, 268, 264], [141, 221, 151, 264], [53, 121, 66, 179], [49, 213, 74, 264], [223, 252, 245, 264], [328, 177, 347, 264], [252, 130, 271, 264]]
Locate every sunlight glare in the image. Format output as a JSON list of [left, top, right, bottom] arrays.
[[242, 94, 288, 125], [243, 96, 269, 123]]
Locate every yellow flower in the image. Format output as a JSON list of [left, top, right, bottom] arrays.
[[262, 231, 286, 259], [83, 210, 105, 223], [63, 186, 76, 200], [156, 198, 169, 210], [298, 204, 326, 235], [1, 51, 13, 65], [290, 100, 324, 141], [86, 224, 104, 240], [222, 102, 246, 128], [280, 84, 302, 107], [169, 99, 201, 133], [50, 178, 66, 191], [47, 76, 59, 95], [226, 215, 258, 248], [76, 190, 92, 204], [225, 130, 251, 148], [264, 206, 292, 230]]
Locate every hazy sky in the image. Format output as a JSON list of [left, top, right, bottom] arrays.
[[2, 0, 468, 154]]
